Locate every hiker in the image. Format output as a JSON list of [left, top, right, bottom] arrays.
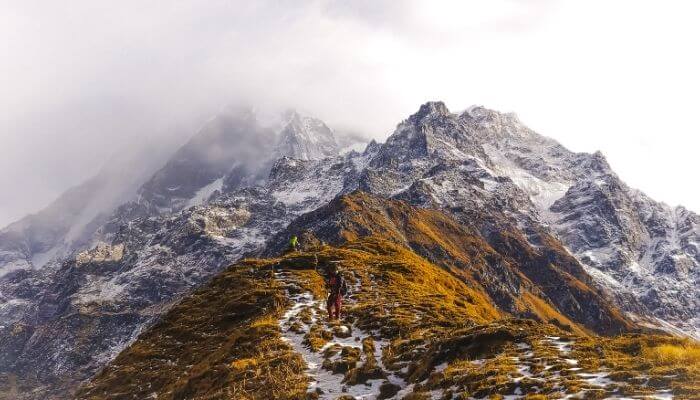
[[288, 235, 299, 252], [326, 263, 347, 320]]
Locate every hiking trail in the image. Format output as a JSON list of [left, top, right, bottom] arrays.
[[275, 268, 676, 400], [275, 269, 407, 399]]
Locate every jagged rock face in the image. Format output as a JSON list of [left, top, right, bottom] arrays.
[[0, 145, 169, 281], [0, 206, 243, 394], [473, 119, 699, 335], [362, 102, 699, 338], [136, 109, 346, 216], [137, 109, 277, 213], [274, 111, 339, 160], [549, 176, 648, 265], [0, 101, 697, 398], [0, 150, 371, 398]]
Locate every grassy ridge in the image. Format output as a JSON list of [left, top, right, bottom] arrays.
[[76, 261, 308, 400], [273, 191, 633, 335], [76, 239, 700, 399]]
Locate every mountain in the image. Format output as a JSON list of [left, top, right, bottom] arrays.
[[0, 143, 173, 278], [75, 214, 699, 399], [266, 192, 632, 335], [0, 101, 697, 399], [136, 108, 276, 213], [459, 104, 699, 336], [274, 111, 340, 160], [362, 102, 698, 337], [0, 107, 361, 398]]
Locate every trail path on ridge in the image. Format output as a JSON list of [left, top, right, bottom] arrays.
[[275, 269, 408, 399], [274, 268, 675, 400]]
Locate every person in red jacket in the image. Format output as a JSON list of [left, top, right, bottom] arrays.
[[326, 263, 346, 321]]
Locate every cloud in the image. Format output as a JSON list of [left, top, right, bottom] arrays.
[[0, 0, 698, 225], [324, 0, 555, 36]]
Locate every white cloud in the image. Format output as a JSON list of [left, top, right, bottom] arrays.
[[0, 0, 697, 225]]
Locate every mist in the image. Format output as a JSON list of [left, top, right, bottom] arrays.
[[1, 0, 699, 226]]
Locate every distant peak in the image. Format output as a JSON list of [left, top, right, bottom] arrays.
[[592, 150, 609, 165], [465, 104, 487, 114], [282, 108, 301, 122], [460, 105, 498, 120], [363, 139, 381, 155], [409, 101, 451, 122], [274, 111, 339, 160]]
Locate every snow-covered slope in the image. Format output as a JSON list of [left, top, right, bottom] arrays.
[[136, 108, 277, 213], [452, 105, 698, 338], [136, 108, 352, 216]]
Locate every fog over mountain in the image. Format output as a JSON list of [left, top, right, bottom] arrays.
[[1, 0, 698, 224], [2, 3, 700, 399]]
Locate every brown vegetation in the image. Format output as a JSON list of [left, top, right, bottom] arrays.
[[75, 261, 309, 400], [75, 192, 699, 398]]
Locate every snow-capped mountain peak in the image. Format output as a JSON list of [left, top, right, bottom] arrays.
[[274, 110, 339, 160]]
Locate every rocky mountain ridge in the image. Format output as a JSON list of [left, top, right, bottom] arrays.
[[365, 102, 698, 337], [0, 101, 697, 399]]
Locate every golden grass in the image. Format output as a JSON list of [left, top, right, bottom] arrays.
[[519, 291, 589, 337], [75, 263, 309, 400], [311, 191, 635, 336], [230, 357, 258, 371], [642, 342, 700, 366], [569, 334, 700, 398], [74, 229, 700, 399], [347, 238, 501, 323]]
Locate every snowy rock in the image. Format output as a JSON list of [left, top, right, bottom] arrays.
[[274, 111, 340, 160]]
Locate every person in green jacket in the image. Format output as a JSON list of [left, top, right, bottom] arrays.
[[289, 235, 299, 252]]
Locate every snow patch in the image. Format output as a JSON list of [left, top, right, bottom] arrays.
[[72, 276, 127, 305], [186, 178, 224, 208], [31, 246, 62, 268], [0, 260, 32, 278], [276, 271, 407, 399], [482, 144, 571, 216]]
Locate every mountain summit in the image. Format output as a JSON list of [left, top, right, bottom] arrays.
[[275, 110, 340, 160]]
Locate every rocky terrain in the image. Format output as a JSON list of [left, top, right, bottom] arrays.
[[0, 102, 697, 398], [75, 233, 700, 399]]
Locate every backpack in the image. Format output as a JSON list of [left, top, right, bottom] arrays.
[[339, 276, 348, 296]]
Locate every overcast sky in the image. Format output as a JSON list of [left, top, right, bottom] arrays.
[[1, 0, 698, 226]]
